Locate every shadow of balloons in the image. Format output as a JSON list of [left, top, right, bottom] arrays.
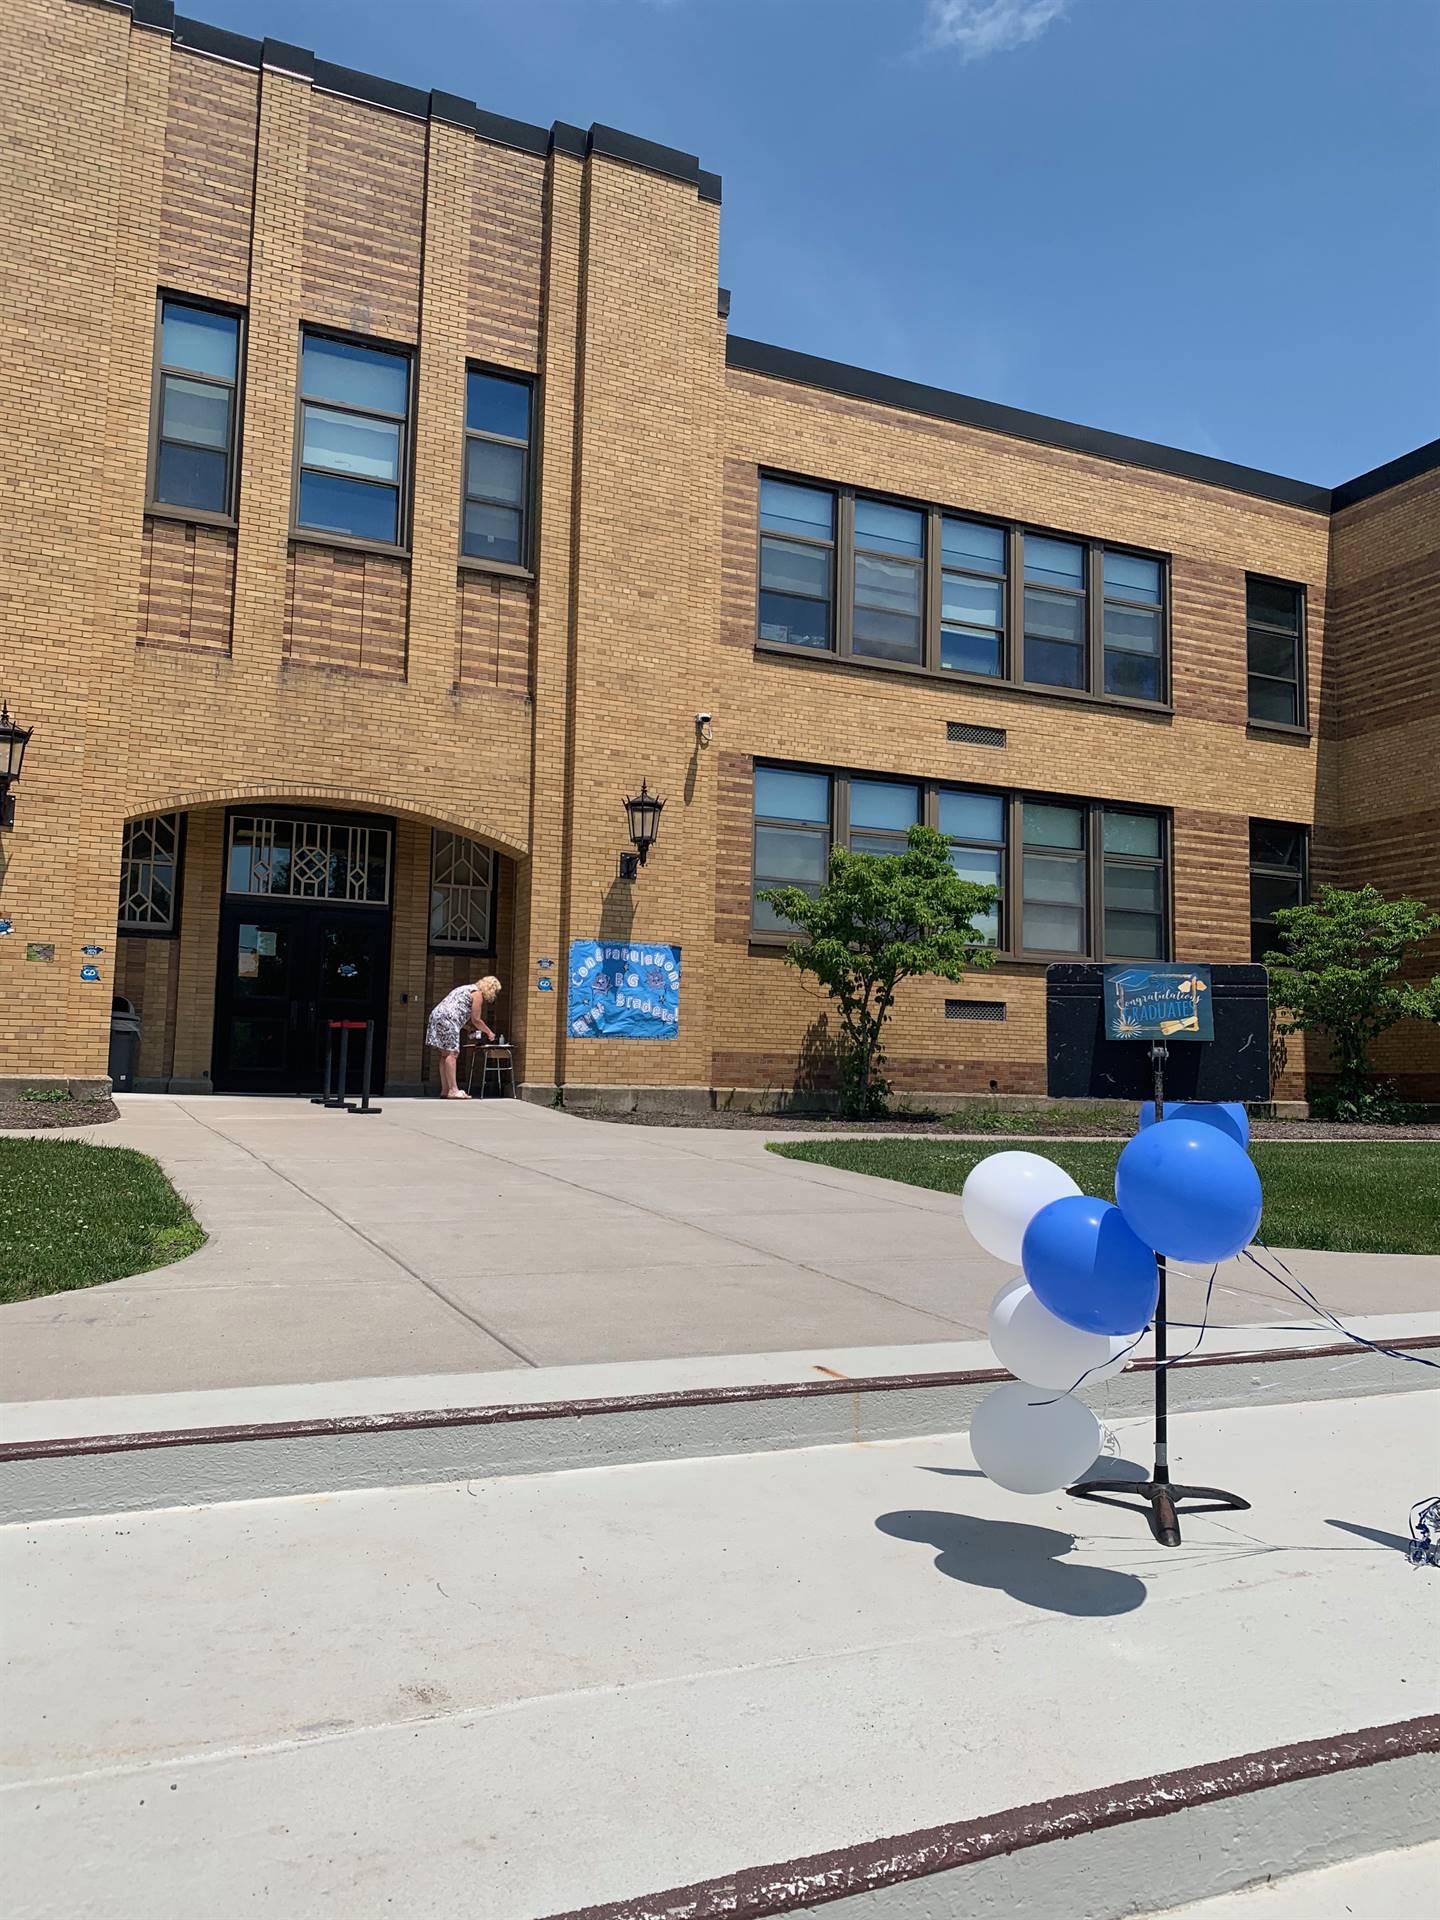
[[1325, 1519, 1413, 1554], [876, 1509, 1147, 1617]]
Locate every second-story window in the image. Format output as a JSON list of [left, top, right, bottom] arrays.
[[853, 499, 925, 664], [1022, 535, 1087, 689], [1102, 553, 1164, 702], [941, 518, 1006, 676], [150, 298, 241, 516], [296, 333, 411, 546], [1247, 577, 1305, 727], [758, 479, 834, 649], [463, 370, 532, 568]]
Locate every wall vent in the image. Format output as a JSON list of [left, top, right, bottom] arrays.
[[947, 720, 1007, 747], [946, 999, 1007, 1023]]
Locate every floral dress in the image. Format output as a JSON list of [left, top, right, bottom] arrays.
[[425, 982, 478, 1053]]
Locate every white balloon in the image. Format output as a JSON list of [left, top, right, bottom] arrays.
[[988, 1282, 1132, 1392], [961, 1151, 1083, 1265], [969, 1381, 1101, 1495]]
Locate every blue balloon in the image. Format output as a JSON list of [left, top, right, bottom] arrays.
[[1022, 1195, 1159, 1337], [1116, 1121, 1262, 1263], [1138, 1100, 1249, 1147]]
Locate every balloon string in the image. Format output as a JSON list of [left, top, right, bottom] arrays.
[[1025, 1264, 1219, 1407], [1240, 1242, 1440, 1372]]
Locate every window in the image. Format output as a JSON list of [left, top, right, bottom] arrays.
[[852, 498, 925, 664], [296, 333, 411, 546], [849, 779, 920, 856], [1101, 809, 1166, 958], [939, 788, 1005, 946], [430, 831, 496, 950], [1022, 801, 1087, 952], [1247, 578, 1305, 727], [1022, 535, 1086, 689], [150, 299, 241, 516], [463, 370, 531, 568], [226, 816, 391, 905], [119, 813, 181, 932], [756, 477, 1169, 708], [758, 480, 835, 650], [1249, 820, 1308, 962], [941, 518, 1006, 677], [752, 766, 831, 931], [1103, 553, 1164, 703]]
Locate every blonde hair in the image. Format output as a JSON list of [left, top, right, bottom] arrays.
[[474, 975, 502, 1003]]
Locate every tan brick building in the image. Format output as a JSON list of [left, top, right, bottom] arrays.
[[3, 0, 1437, 1108]]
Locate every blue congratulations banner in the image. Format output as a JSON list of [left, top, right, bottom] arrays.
[[568, 941, 681, 1040], [1102, 964, 1214, 1042]]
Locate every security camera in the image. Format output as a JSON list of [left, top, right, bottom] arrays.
[[696, 712, 712, 728], [695, 712, 714, 745]]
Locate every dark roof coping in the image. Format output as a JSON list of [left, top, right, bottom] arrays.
[[1331, 438, 1440, 512], [158, 6, 718, 192], [726, 337, 1336, 511]]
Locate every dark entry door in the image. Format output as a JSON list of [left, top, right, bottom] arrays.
[[213, 905, 390, 1095]]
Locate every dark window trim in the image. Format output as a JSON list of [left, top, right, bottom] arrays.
[[460, 362, 536, 575], [1249, 818, 1310, 963], [755, 469, 1171, 710], [756, 475, 837, 654], [749, 758, 1170, 960], [118, 810, 188, 940], [292, 324, 416, 553], [146, 293, 247, 525], [1245, 574, 1307, 731]]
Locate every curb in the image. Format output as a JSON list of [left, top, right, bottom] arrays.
[[3, 1335, 1435, 1525]]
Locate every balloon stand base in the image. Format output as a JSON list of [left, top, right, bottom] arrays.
[[1067, 1478, 1251, 1547]]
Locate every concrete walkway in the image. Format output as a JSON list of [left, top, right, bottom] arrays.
[[4, 1097, 1436, 1401], [4, 1393, 1436, 1918]]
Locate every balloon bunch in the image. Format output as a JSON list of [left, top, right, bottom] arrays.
[[961, 1103, 1264, 1496]]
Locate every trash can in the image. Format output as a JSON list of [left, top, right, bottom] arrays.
[[108, 995, 142, 1093]]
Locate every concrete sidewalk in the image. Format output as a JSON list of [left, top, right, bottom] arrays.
[[4, 1393, 1436, 1918], [4, 1096, 1436, 1401]]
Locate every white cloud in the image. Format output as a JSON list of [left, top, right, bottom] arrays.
[[923, 0, 1071, 62]]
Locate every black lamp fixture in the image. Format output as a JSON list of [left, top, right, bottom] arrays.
[[0, 701, 33, 831], [619, 779, 665, 881]]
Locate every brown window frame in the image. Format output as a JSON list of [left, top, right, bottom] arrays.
[[146, 294, 245, 528], [755, 471, 1170, 711], [292, 325, 415, 557], [757, 477, 837, 652], [118, 811, 186, 938], [1249, 819, 1309, 963], [459, 365, 535, 577], [750, 760, 1170, 960], [1245, 575, 1307, 732]]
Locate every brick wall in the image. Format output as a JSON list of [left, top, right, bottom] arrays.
[[3, 0, 1434, 1108]]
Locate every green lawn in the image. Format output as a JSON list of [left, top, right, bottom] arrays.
[[0, 1139, 205, 1304], [769, 1139, 1440, 1256]]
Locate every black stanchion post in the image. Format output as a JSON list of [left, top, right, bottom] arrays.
[[348, 1019, 382, 1116], [311, 1021, 334, 1106], [326, 1023, 351, 1109]]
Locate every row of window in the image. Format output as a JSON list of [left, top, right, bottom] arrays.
[[150, 296, 533, 568], [751, 762, 1310, 964], [119, 814, 498, 952], [758, 477, 1308, 727]]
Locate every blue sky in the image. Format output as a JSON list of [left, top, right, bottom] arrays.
[[189, 0, 1437, 484]]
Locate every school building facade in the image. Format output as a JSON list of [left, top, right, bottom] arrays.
[[3, 0, 1438, 1109]]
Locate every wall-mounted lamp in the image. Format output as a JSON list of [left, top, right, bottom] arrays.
[[619, 779, 665, 881], [0, 701, 33, 831], [695, 712, 713, 747]]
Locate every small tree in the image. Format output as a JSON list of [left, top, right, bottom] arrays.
[[1263, 884, 1440, 1118], [758, 824, 997, 1117]]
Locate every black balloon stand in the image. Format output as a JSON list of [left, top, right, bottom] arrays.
[[1065, 1038, 1251, 1546]]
